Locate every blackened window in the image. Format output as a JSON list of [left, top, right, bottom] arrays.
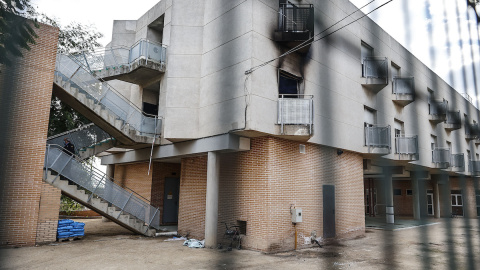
[[394, 189, 402, 196], [279, 70, 301, 97]]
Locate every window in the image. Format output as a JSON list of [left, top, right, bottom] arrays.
[[391, 62, 400, 80], [364, 107, 376, 127], [394, 119, 404, 137], [278, 70, 301, 97], [431, 135, 437, 150], [361, 41, 373, 62], [406, 189, 413, 196], [394, 189, 402, 196]]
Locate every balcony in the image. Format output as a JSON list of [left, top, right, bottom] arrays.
[[364, 125, 391, 155], [391, 77, 415, 106], [428, 100, 447, 124], [394, 136, 418, 161], [274, 4, 314, 50], [449, 153, 465, 172], [277, 95, 313, 136], [432, 148, 450, 169], [465, 123, 480, 140], [77, 39, 167, 85], [361, 57, 388, 92], [469, 160, 480, 176], [445, 111, 461, 131]]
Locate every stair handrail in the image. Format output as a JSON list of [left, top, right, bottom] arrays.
[[44, 144, 160, 229], [55, 53, 162, 135], [47, 123, 96, 141], [47, 124, 116, 157]]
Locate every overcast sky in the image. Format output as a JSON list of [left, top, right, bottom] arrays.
[[32, 0, 480, 104]]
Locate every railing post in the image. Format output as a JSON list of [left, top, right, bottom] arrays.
[[44, 145, 50, 180], [117, 192, 134, 219], [144, 208, 160, 234], [145, 40, 149, 65], [280, 95, 284, 134], [52, 155, 74, 184], [88, 175, 105, 202], [82, 52, 92, 72], [110, 47, 118, 68]]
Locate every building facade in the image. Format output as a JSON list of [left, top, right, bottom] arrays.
[[3, 0, 480, 251]]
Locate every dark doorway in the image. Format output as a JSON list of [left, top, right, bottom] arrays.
[[143, 102, 158, 116], [323, 185, 336, 238], [163, 178, 180, 224]]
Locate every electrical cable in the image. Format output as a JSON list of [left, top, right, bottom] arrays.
[[245, 0, 394, 75]]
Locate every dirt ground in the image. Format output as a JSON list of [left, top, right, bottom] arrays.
[[1, 218, 480, 270]]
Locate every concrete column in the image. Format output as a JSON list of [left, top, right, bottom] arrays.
[[432, 178, 441, 218], [412, 177, 421, 220], [204, 152, 220, 248], [384, 171, 394, 224]]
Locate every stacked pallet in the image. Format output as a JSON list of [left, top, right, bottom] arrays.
[[57, 219, 85, 241]]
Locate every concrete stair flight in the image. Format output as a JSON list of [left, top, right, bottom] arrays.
[[44, 145, 160, 236], [53, 53, 161, 147], [73, 39, 166, 86], [47, 123, 116, 160]]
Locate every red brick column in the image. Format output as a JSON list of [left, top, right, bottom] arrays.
[[0, 22, 59, 246]]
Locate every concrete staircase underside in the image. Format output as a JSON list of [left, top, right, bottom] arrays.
[[52, 76, 158, 147], [92, 59, 165, 86], [44, 171, 156, 236], [78, 139, 117, 160]]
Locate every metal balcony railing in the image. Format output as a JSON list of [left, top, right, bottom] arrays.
[[47, 123, 114, 156], [277, 94, 313, 134], [55, 53, 162, 136], [365, 125, 391, 149], [277, 4, 314, 33], [465, 123, 480, 138], [44, 144, 160, 230], [395, 136, 418, 155], [429, 100, 448, 116], [362, 57, 388, 79], [432, 148, 450, 164], [446, 111, 461, 125], [74, 39, 167, 73], [469, 160, 480, 173], [392, 77, 414, 95], [451, 153, 465, 168]]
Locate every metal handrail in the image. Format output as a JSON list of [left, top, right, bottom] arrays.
[[277, 94, 314, 134], [365, 125, 391, 150], [392, 76, 414, 95], [55, 53, 162, 136], [446, 110, 461, 124], [362, 57, 388, 80], [395, 135, 418, 155], [47, 124, 115, 157], [450, 153, 465, 168], [44, 144, 160, 229], [432, 148, 450, 164]]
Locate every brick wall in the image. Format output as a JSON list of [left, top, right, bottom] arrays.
[[178, 156, 208, 239], [0, 22, 58, 247], [35, 182, 61, 244], [114, 163, 153, 202], [178, 136, 365, 252], [449, 177, 477, 218]]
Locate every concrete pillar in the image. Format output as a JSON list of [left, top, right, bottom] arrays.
[[384, 171, 394, 224], [412, 177, 421, 220], [432, 178, 441, 218], [204, 152, 220, 248]]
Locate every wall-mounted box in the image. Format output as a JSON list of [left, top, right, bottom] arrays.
[[291, 208, 302, 223]]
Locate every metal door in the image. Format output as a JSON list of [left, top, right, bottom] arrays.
[[163, 178, 180, 223], [427, 193, 434, 216], [323, 185, 336, 238]]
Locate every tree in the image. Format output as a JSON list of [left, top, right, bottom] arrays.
[[39, 16, 103, 136], [0, 0, 38, 67]]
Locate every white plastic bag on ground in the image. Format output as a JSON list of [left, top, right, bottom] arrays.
[[183, 239, 205, 248]]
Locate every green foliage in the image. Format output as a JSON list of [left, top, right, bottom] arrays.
[[0, 0, 38, 67], [38, 14, 103, 54], [48, 96, 91, 137], [60, 195, 84, 215], [39, 15, 102, 137]]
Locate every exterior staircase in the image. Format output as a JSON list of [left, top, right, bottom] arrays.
[[44, 144, 160, 236], [53, 52, 162, 147], [47, 123, 116, 160], [74, 39, 166, 86]]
